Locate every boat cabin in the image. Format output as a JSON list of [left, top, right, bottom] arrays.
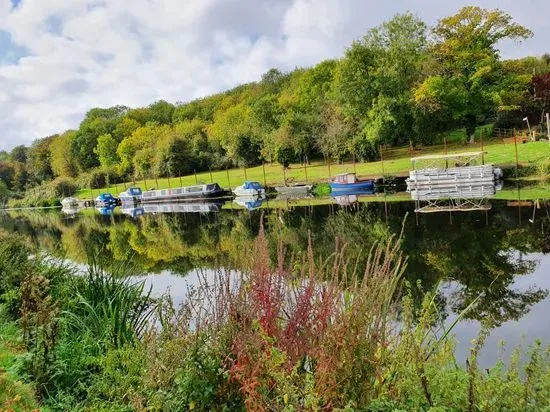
[[332, 173, 358, 184]]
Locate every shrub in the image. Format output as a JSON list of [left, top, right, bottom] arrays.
[[52, 177, 78, 198]]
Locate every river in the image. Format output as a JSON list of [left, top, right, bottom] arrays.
[[1, 185, 549, 367]]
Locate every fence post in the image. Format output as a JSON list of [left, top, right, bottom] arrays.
[[226, 166, 231, 189], [444, 137, 448, 169], [479, 129, 485, 165], [379, 144, 385, 183], [514, 134, 519, 170]]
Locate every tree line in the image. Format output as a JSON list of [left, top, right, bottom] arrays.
[[1, 6, 550, 200]]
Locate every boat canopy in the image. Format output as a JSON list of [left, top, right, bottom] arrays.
[[332, 173, 358, 184], [243, 181, 263, 190], [127, 187, 142, 196], [97, 193, 115, 200]]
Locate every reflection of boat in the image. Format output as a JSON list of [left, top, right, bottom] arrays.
[[409, 184, 497, 201], [119, 187, 142, 203], [234, 195, 265, 210], [275, 184, 312, 196], [332, 194, 358, 206], [233, 181, 265, 197], [61, 206, 80, 216], [95, 193, 119, 207], [141, 184, 225, 203], [96, 205, 116, 216], [121, 205, 145, 218], [142, 202, 222, 214], [275, 192, 314, 201], [329, 173, 375, 193]]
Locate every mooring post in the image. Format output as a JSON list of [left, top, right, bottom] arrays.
[[352, 153, 356, 174], [167, 175, 171, 188], [262, 163, 267, 187], [194, 169, 198, 184], [327, 158, 331, 179], [304, 158, 309, 182], [155, 177, 159, 189], [480, 129, 485, 165], [243, 166, 248, 181], [209, 167, 213, 183], [179, 175, 183, 187], [283, 165, 287, 184]]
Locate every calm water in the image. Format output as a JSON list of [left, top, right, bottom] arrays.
[[2, 189, 549, 366]]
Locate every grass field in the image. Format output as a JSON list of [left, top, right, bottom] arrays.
[[75, 137, 550, 200]]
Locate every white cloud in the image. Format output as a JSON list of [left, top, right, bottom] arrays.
[[0, 0, 548, 150]]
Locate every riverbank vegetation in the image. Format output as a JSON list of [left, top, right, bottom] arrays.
[[1, 224, 550, 410], [2, 6, 550, 208]]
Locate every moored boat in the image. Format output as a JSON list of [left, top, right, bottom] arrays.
[[119, 187, 143, 203], [329, 173, 375, 193], [61, 197, 79, 208], [141, 183, 225, 203], [234, 195, 266, 210], [95, 193, 119, 207], [233, 181, 265, 197]]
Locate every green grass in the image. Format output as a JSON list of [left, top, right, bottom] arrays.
[[0, 309, 42, 412], [74, 138, 550, 200]]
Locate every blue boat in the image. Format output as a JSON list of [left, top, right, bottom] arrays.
[[329, 173, 375, 193], [95, 193, 119, 207]]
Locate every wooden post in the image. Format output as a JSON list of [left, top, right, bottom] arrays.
[[352, 153, 356, 175], [243, 166, 248, 181], [262, 163, 267, 187], [226, 166, 231, 189], [304, 158, 309, 182], [155, 177, 159, 189], [167, 175, 171, 188], [194, 169, 198, 184], [179, 175, 183, 187], [444, 137, 448, 169], [209, 167, 213, 183], [144, 177, 148, 189], [327, 158, 331, 179], [479, 129, 485, 165], [379, 144, 385, 182], [283, 165, 287, 184], [514, 134, 519, 170]]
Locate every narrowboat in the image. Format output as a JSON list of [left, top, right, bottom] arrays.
[[94, 193, 119, 207], [329, 173, 375, 193], [119, 187, 143, 203], [233, 181, 265, 197], [141, 183, 224, 203]]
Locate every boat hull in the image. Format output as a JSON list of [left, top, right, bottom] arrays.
[[329, 181, 375, 193]]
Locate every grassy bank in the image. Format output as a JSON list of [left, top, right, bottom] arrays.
[[74, 139, 550, 200], [0, 228, 549, 410]]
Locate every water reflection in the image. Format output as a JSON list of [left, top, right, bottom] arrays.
[[2, 193, 549, 366]]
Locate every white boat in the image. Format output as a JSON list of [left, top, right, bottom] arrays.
[[233, 181, 265, 197], [141, 183, 225, 203], [119, 187, 142, 203], [61, 197, 79, 208]]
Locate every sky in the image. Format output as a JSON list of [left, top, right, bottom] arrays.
[[0, 0, 549, 151]]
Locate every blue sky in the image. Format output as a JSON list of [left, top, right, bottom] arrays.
[[0, 0, 549, 151]]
